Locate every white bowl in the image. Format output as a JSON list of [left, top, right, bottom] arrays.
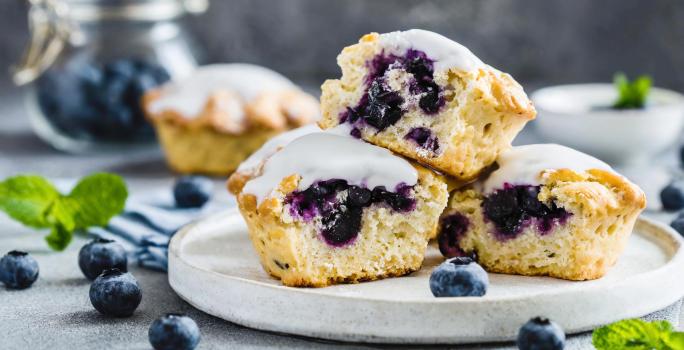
[[531, 83, 684, 164]]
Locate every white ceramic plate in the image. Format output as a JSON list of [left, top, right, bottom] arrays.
[[168, 209, 684, 344]]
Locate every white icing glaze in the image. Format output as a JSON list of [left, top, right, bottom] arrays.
[[242, 132, 418, 203], [482, 144, 612, 194], [378, 29, 484, 73], [149, 63, 295, 117], [237, 124, 321, 172]]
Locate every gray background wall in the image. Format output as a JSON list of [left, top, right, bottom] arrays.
[[1, 0, 684, 91]]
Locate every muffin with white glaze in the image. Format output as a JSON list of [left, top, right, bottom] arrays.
[[144, 64, 319, 175], [437, 144, 646, 281], [229, 131, 449, 287], [319, 29, 536, 181]]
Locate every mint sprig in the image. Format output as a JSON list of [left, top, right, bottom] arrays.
[[0, 173, 128, 251], [593, 319, 684, 350], [613, 73, 652, 109]]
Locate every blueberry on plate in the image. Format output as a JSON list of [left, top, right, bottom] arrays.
[[0, 251, 39, 289], [671, 214, 684, 236], [78, 238, 128, 280], [429, 257, 488, 297], [89, 268, 142, 317], [661, 181, 684, 211], [174, 176, 213, 208], [517, 316, 566, 350], [149, 313, 201, 350]]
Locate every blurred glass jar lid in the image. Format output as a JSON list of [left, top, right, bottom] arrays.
[[61, 0, 209, 21]]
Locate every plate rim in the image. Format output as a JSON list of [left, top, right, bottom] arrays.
[[168, 209, 684, 343]]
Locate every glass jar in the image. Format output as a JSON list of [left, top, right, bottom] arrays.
[[13, 0, 208, 153]]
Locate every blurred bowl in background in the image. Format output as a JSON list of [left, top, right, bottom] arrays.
[[531, 84, 684, 165]]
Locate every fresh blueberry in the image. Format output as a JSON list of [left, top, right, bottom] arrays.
[[78, 238, 128, 280], [429, 257, 488, 297], [661, 182, 684, 211], [0, 251, 39, 289], [149, 313, 201, 350], [517, 317, 566, 350], [173, 176, 213, 208], [89, 268, 142, 317], [671, 216, 684, 236], [104, 59, 137, 80]]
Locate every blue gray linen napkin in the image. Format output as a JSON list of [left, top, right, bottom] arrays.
[[88, 193, 226, 272]]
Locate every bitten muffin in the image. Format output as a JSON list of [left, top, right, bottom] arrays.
[[229, 131, 449, 287], [437, 144, 646, 281], [320, 29, 536, 181], [144, 63, 319, 176]]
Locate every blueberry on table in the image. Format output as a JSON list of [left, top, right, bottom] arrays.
[[174, 176, 213, 208], [89, 268, 142, 317], [78, 238, 128, 280], [429, 257, 488, 297], [149, 313, 201, 350], [660, 182, 684, 211], [671, 216, 684, 236], [517, 317, 566, 350], [0, 251, 39, 289]]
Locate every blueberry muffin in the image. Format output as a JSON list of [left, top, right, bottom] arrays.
[[437, 144, 646, 281], [229, 131, 449, 287], [319, 29, 536, 181], [144, 64, 319, 176]]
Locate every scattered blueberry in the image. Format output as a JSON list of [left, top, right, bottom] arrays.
[[482, 184, 570, 239], [517, 317, 566, 350], [89, 268, 142, 317], [149, 313, 201, 350], [286, 179, 415, 246], [0, 251, 39, 289], [174, 176, 213, 208], [78, 238, 128, 280], [405, 127, 439, 152], [661, 181, 684, 211], [429, 257, 488, 297], [671, 215, 684, 236], [36, 58, 170, 141]]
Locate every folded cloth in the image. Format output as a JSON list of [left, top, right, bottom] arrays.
[[88, 196, 225, 272]]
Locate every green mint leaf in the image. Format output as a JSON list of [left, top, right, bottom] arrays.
[[613, 73, 652, 109], [0, 173, 128, 251], [44, 224, 73, 251], [67, 173, 128, 229], [592, 319, 682, 350], [664, 332, 684, 349], [0, 175, 60, 228]]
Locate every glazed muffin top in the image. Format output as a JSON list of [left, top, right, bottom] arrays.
[[144, 63, 319, 134]]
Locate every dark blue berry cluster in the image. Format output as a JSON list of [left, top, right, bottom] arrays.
[[341, 49, 444, 134], [36, 58, 170, 141], [286, 179, 415, 246], [482, 184, 570, 239]]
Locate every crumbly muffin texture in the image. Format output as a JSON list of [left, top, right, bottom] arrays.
[[438, 168, 646, 280], [232, 165, 448, 287], [144, 64, 319, 175], [320, 32, 536, 181]]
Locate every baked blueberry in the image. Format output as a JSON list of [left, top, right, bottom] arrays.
[[482, 185, 570, 239], [429, 257, 488, 297], [78, 238, 128, 280], [364, 80, 404, 130], [517, 317, 566, 350], [320, 206, 363, 246], [0, 251, 39, 289], [661, 182, 684, 211], [405, 127, 439, 152], [149, 313, 201, 350], [437, 213, 470, 258], [89, 268, 142, 317], [174, 176, 213, 208]]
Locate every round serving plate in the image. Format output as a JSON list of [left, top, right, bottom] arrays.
[[168, 209, 684, 344]]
